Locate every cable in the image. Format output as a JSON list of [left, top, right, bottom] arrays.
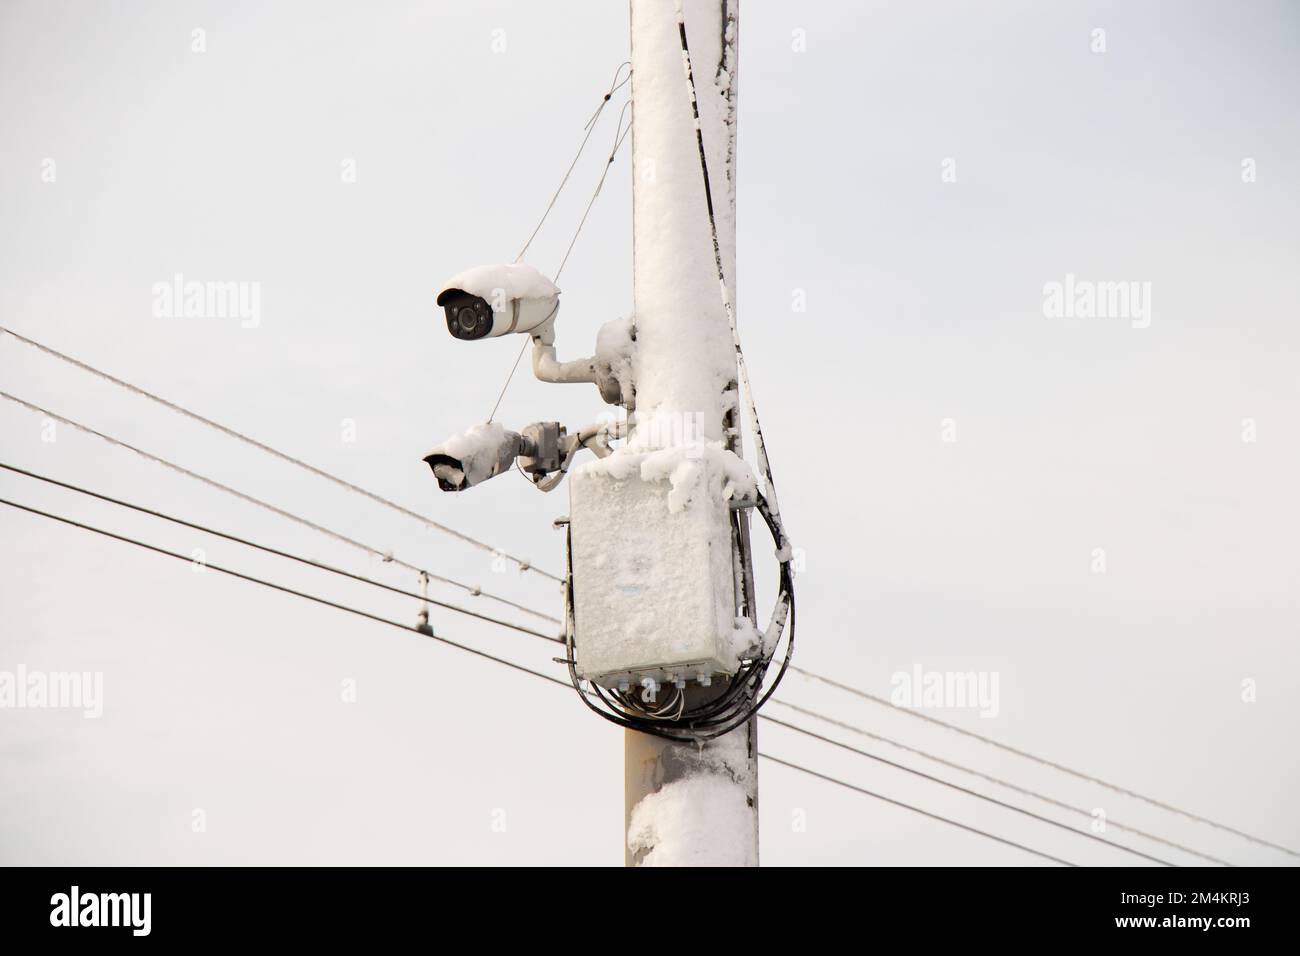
[[0, 461, 560, 644], [595, 6, 795, 744], [787, 665, 1299, 860], [0, 496, 570, 689], [563, 494, 795, 743], [0, 326, 559, 583], [554, 99, 631, 282], [514, 61, 630, 264], [0, 494, 1087, 866], [485, 336, 532, 426], [1, 453, 1233, 864], [674, 5, 781, 517], [0, 391, 560, 626], [761, 714, 1175, 866], [548, 45, 798, 744], [768, 698, 1232, 866], [0, 457, 1237, 868], [486, 97, 632, 424], [759, 753, 1076, 867]]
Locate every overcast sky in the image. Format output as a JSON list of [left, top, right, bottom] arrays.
[[1, 0, 1297, 866]]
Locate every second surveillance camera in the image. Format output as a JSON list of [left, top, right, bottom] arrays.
[[436, 263, 560, 342], [422, 423, 523, 491]]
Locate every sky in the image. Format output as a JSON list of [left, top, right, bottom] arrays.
[[1, 0, 1297, 866]]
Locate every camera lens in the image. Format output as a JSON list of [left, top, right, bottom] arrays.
[[442, 292, 493, 340]]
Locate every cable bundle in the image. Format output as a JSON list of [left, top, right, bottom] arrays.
[[564, 495, 794, 742], [561, 6, 794, 743]]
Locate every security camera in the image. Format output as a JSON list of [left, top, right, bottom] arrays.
[[423, 423, 524, 492], [423, 419, 624, 493], [436, 263, 560, 342]]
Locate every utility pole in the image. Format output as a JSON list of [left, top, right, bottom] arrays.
[[623, 0, 758, 867]]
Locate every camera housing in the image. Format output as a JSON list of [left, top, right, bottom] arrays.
[[422, 423, 524, 491], [436, 264, 560, 342]]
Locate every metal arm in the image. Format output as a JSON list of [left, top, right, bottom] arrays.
[[531, 337, 599, 385]]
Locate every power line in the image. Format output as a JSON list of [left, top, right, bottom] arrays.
[[0, 461, 560, 645], [0, 390, 559, 626], [0, 493, 1087, 867], [515, 60, 630, 264], [769, 698, 1231, 866], [485, 337, 532, 426], [0, 495, 570, 688], [759, 753, 1075, 867], [487, 95, 632, 424], [554, 99, 631, 281], [0, 326, 559, 583], [787, 664, 1298, 859], [761, 714, 1174, 866], [0, 456, 1229, 865]]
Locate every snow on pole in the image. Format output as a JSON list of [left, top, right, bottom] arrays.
[[623, 0, 757, 868]]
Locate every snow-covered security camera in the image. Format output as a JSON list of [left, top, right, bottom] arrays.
[[436, 264, 560, 342], [423, 423, 524, 491]]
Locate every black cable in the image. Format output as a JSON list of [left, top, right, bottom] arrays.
[[0, 461, 560, 645], [768, 698, 1232, 866], [0, 327, 559, 582], [0, 493, 1132, 867], [0, 389, 560, 625], [0, 496, 570, 689], [514, 60, 630, 263], [571, 5, 794, 742], [788, 665, 1300, 860], [761, 715, 1175, 866], [1, 459, 1232, 864], [759, 753, 1077, 867], [562, 494, 794, 742], [489, 92, 632, 425], [674, 8, 781, 514], [0, 466, 1238, 864], [553, 99, 631, 281]]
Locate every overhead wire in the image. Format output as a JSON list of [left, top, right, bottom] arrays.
[[0, 496, 568, 688], [0, 19, 1267, 869], [769, 698, 1231, 866], [760, 753, 1076, 867], [514, 61, 630, 264], [786, 664, 1300, 859], [0, 30, 1266, 855], [0, 456, 1239, 864], [0, 493, 1083, 867], [485, 335, 534, 426], [554, 99, 632, 282], [761, 714, 1175, 866], [0, 461, 559, 644], [574, 5, 797, 742], [671, 1, 1275, 869], [0, 326, 559, 582], [0, 391, 559, 626], [486, 92, 633, 424]]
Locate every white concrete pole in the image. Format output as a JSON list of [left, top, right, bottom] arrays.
[[624, 0, 758, 867]]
